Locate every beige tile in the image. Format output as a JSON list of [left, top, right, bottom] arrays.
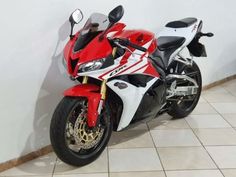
[[148, 115, 190, 130], [53, 174, 108, 177], [223, 80, 236, 96], [108, 130, 154, 148], [54, 150, 108, 174], [194, 128, 236, 145], [226, 89, 236, 97], [191, 103, 217, 115], [221, 169, 236, 177], [211, 103, 236, 114], [110, 171, 165, 177], [206, 146, 236, 168], [0, 153, 56, 176], [4, 176, 51, 177], [186, 114, 231, 128], [199, 97, 207, 103], [126, 123, 148, 130], [203, 86, 228, 94], [222, 79, 236, 87], [222, 114, 236, 127], [202, 92, 236, 103], [109, 148, 162, 172], [158, 147, 217, 170], [166, 170, 224, 177], [151, 129, 201, 147]]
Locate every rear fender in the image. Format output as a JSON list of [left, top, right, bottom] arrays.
[[64, 84, 101, 127]]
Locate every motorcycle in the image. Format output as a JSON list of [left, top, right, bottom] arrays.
[[50, 5, 213, 166]]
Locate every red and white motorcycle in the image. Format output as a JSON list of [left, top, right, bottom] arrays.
[[50, 5, 213, 166]]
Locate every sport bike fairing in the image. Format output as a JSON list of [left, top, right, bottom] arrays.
[[74, 28, 161, 130], [63, 11, 201, 131]]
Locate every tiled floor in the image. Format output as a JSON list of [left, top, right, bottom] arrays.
[[1, 79, 236, 177]]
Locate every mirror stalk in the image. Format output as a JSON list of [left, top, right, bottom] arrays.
[[70, 22, 75, 39]]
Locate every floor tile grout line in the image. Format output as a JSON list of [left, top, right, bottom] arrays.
[[202, 87, 236, 102], [54, 172, 110, 175], [109, 144, 236, 149], [203, 92, 236, 132], [51, 157, 58, 177], [107, 147, 110, 177], [164, 169, 225, 172], [185, 116, 226, 177], [106, 168, 236, 173], [109, 170, 165, 174], [220, 83, 236, 98], [147, 122, 167, 177]]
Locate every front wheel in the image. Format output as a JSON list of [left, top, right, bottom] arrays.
[[50, 97, 112, 166], [167, 61, 202, 118]]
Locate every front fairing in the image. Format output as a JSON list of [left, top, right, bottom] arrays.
[[64, 23, 126, 76]]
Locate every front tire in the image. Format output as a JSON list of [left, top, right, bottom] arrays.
[[50, 97, 112, 166], [167, 61, 202, 118]]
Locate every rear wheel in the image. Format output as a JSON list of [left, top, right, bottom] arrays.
[[50, 97, 112, 166], [167, 61, 202, 118]]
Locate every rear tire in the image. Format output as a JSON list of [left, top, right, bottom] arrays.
[[167, 61, 202, 119], [50, 97, 112, 166]]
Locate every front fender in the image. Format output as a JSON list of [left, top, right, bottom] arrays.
[[64, 84, 101, 127]]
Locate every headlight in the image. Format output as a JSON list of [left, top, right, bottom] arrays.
[[78, 58, 106, 73]]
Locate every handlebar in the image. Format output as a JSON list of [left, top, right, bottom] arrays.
[[114, 38, 147, 52]]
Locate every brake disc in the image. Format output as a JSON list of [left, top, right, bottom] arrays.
[[73, 110, 104, 150]]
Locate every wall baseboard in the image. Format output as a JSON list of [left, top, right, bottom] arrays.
[[202, 74, 236, 91], [0, 74, 236, 173], [0, 145, 52, 172]]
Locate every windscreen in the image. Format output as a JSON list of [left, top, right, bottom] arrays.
[[81, 13, 109, 34], [74, 13, 109, 52]]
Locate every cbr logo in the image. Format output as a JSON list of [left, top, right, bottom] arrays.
[[109, 65, 127, 76]]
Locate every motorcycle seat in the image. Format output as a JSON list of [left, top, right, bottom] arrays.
[[166, 18, 197, 28], [157, 36, 186, 51]]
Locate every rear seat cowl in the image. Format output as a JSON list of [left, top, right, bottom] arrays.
[[166, 18, 198, 28]]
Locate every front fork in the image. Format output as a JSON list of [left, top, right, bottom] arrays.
[[82, 76, 107, 126]]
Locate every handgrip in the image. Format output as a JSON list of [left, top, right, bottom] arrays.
[[204, 32, 214, 37], [115, 38, 147, 52], [197, 32, 214, 38], [128, 41, 147, 52]]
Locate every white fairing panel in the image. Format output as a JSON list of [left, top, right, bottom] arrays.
[[107, 78, 158, 131], [157, 19, 201, 63]]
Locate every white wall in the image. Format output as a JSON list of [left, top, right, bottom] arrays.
[[0, 0, 235, 163]]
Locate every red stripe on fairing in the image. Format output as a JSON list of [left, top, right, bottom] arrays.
[[144, 61, 160, 77], [99, 42, 150, 79], [131, 64, 149, 74], [115, 59, 143, 76], [113, 51, 148, 76], [98, 50, 135, 79], [98, 61, 127, 80]]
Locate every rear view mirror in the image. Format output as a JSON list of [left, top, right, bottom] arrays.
[[69, 9, 83, 24], [69, 9, 83, 39], [108, 5, 124, 24]]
